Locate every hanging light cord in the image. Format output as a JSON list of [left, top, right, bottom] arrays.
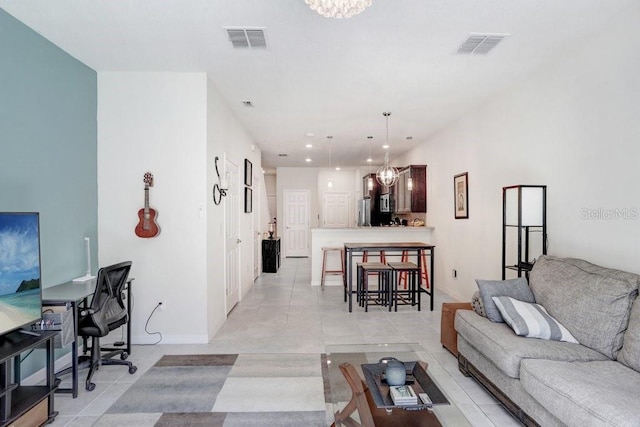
[[385, 112, 390, 146]]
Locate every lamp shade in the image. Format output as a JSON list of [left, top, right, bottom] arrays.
[[505, 186, 545, 226]]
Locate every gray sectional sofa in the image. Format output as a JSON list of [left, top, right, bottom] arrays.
[[455, 255, 640, 426]]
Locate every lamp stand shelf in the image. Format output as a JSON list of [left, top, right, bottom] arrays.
[[502, 185, 547, 279]]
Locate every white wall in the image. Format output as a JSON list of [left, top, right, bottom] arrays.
[[395, 9, 640, 301], [207, 79, 264, 336], [264, 173, 277, 227], [99, 73, 262, 344], [98, 72, 209, 343]]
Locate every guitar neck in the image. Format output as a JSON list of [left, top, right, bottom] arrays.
[[144, 185, 150, 212], [143, 185, 150, 229]]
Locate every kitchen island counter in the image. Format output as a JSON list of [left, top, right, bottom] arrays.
[[310, 226, 434, 287]]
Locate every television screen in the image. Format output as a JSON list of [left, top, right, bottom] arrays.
[[0, 212, 43, 336]]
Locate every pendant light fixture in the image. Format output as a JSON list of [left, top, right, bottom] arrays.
[[376, 112, 399, 188], [327, 136, 334, 188], [367, 136, 374, 191]]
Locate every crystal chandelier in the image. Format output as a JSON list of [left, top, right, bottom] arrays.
[[376, 112, 399, 187], [305, 0, 372, 19]]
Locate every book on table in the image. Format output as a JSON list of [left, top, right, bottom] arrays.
[[389, 385, 418, 406]]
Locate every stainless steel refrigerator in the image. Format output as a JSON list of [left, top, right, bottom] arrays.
[[357, 198, 371, 226]]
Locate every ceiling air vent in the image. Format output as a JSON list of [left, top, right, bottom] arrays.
[[457, 33, 509, 54], [225, 28, 267, 49]]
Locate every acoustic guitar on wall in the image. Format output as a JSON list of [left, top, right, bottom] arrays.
[[135, 172, 160, 238]]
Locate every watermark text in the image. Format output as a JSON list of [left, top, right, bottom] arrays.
[[580, 207, 639, 220]]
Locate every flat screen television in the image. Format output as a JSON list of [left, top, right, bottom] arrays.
[[0, 212, 43, 337]]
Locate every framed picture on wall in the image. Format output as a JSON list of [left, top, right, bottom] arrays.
[[244, 159, 252, 187], [454, 172, 469, 219], [244, 187, 253, 213]]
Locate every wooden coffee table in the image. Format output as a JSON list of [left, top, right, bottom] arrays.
[[325, 343, 469, 427]]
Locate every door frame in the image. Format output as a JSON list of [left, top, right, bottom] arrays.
[[224, 156, 241, 314]]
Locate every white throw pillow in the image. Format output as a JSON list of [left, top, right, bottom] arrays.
[[492, 296, 578, 343]]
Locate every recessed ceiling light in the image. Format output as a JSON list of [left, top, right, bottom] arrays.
[[335, 167, 341, 171], [367, 158, 372, 163], [305, 158, 312, 162], [306, 132, 315, 137], [382, 144, 389, 149], [305, 144, 313, 148]]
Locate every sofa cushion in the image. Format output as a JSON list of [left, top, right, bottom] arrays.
[[493, 296, 578, 343], [521, 360, 640, 426], [618, 297, 640, 372], [529, 255, 639, 359], [455, 310, 607, 378], [471, 291, 485, 317], [476, 276, 535, 322]]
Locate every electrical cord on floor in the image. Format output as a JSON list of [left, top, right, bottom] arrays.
[[139, 302, 163, 345]]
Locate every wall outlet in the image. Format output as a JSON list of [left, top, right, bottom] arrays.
[[452, 269, 457, 278]]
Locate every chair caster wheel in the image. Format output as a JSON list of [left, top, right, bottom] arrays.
[[120, 352, 128, 360], [129, 366, 138, 375], [86, 382, 96, 391]]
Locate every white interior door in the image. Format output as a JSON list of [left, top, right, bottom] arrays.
[[225, 158, 240, 313], [322, 192, 350, 227], [283, 189, 310, 257]]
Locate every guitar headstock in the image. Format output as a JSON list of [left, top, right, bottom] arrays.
[[143, 172, 154, 187]]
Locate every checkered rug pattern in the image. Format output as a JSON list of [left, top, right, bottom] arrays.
[[99, 353, 329, 427]]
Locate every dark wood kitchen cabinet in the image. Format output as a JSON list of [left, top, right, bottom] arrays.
[[262, 238, 281, 273], [394, 165, 427, 213], [362, 173, 393, 226]]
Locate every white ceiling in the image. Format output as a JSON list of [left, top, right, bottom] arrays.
[[1, 0, 635, 170]]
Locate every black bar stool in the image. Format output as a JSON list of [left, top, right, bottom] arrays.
[[388, 261, 421, 311], [358, 262, 392, 312]]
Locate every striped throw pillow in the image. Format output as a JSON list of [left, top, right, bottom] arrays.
[[492, 296, 578, 343]]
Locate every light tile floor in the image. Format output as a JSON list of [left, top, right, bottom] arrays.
[[47, 257, 521, 426]]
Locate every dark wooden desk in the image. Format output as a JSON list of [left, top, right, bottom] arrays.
[[42, 278, 133, 398], [0, 331, 58, 426], [343, 242, 435, 312]]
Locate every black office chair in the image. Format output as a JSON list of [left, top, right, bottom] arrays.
[[77, 261, 137, 391]]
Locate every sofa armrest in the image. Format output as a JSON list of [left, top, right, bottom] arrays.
[[441, 302, 472, 356]]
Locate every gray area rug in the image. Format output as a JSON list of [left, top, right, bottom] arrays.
[[102, 353, 328, 427]]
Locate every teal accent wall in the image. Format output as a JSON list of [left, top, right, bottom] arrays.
[[0, 9, 98, 287]]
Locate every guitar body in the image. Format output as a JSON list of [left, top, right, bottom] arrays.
[[135, 207, 160, 238], [135, 173, 160, 238]]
